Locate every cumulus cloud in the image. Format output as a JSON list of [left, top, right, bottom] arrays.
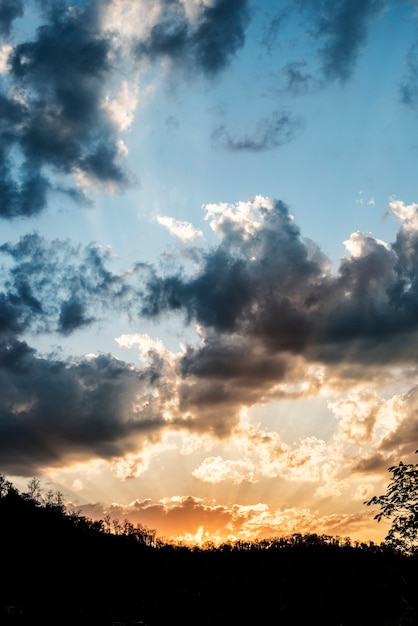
[[192, 455, 256, 484], [191, 429, 332, 486], [5, 196, 418, 475], [142, 196, 418, 372], [330, 389, 385, 446], [329, 383, 418, 479]]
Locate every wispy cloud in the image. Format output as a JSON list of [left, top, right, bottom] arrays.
[[0, 233, 132, 336], [212, 109, 302, 152], [302, 0, 386, 82]]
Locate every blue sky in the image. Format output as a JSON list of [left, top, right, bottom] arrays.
[[1, 0, 418, 544]]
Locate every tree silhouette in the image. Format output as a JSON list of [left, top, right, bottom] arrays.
[[365, 456, 418, 554]]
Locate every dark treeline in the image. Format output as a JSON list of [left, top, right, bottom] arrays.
[[1, 476, 417, 626]]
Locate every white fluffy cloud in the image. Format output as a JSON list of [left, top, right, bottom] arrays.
[[157, 215, 203, 241]]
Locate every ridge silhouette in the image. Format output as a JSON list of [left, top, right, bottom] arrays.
[[0, 475, 417, 625]]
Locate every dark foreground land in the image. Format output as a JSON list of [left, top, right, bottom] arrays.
[[1, 479, 417, 626]]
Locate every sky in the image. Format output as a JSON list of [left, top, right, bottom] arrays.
[[1, 0, 418, 546]]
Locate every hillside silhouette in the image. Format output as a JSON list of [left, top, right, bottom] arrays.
[[1, 475, 417, 626]]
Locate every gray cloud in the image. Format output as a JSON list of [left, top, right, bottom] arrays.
[[304, 0, 386, 82], [0, 338, 166, 475], [258, 0, 388, 88], [0, 233, 132, 336], [0, 0, 253, 219], [134, 0, 250, 76], [400, 42, 418, 106], [0, 0, 24, 36], [6, 198, 418, 473], [260, 9, 288, 55], [0, 0, 398, 221], [352, 452, 392, 474], [212, 109, 302, 152], [0, 0, 128, 218], [280, 62, 318, 95], [141, 198, 418, 371]]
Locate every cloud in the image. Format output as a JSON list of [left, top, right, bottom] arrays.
[[376, 385, 418, 454], [6, 196, 418, 475], [399, 42, 418, 106], [257, 0, 388, 89], [330, 389, 385, 446], [333, 384, 418, 475], [0, 0, 252, 219], [78, 495, 382, 544], [133, 0, 250, 77], [141, 196, 418, 373], [102, 80, 138, 132], [0, 0, 396, 221], [191, 429, 332, 485], [157, 215, 203, 242], [0, 0, 130, 218], [352, 452, 392, 474], [212, 109, 301, 152], [356, 191, 376, 206], [0, 0, 24, 36], [260, 9, 288, 55], [305, 0, 385, 82], [280, 62, 318, 95], [0, 233, 132, 336], [192, 455, 256, 484], [0, 339, 167, 475]]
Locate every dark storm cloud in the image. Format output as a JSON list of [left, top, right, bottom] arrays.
[[0, 339, 166, 475], [134, 0, 250, 76], [212, 109, 301, 152], [0, 0, 128, 218], [141, 198, 418, 371], [0, 0, 24, 36], [0, 233, 132, 335]]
